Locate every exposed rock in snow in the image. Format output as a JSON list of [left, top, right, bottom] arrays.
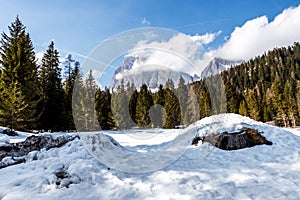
[[1, 129, 18, 137], [192, 128, 272, 150], [0, 134, 78, 168]]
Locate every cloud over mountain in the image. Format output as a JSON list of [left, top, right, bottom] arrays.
[[212, 4, 300, 60]]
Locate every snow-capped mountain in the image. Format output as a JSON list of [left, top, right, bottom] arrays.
[[110, 56, 197, 90], [201, 58, 242, 78], [110, 56, 242, 90]]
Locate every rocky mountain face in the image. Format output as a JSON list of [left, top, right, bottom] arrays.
[[110, 56, 241, 90], [110, 56, 197, 90], [201, 58, 242, 78]]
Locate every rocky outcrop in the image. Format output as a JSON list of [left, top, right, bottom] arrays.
[[0, 134, 78, 168], [192, 128, 272, 150]]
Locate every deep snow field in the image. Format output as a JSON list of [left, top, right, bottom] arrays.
[[0, 113, 300, 200]]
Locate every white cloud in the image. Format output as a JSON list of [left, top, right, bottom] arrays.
[[141, 18, 151, 26], [212, 5, 300, 60], [189, 31, 222, 45], [126, 31, 221, 75]]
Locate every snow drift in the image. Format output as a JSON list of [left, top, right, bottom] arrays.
[[0, 113, 300, 199]]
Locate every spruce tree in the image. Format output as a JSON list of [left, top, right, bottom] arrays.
[[184, 84, 199, 125], [199, 84, 211, 119], [63, 60, 80, 130], [246, 89, 260, 121], [95, 87, 116, 130], [153, 84, 165, 127], [39, 41, 64, 131], [163, 88, 180, 129], [283, 81, 297, 127], [0, 16, 40, 130], [176, 76, 188, 124], [129, 89, 138, 124], [83, 70, 99, 130], [112, 80, 132, 129], [0, 82, 28, 130], [136, 84, 153, 128], [238, 100, 247, 116]]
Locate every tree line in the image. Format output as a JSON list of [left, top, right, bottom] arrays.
[[0, 17, 80, 131], [0, 17, 197, 132], [1, 17, 300, 132]]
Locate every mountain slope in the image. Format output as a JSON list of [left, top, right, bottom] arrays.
[[201, 58, 242, 78]]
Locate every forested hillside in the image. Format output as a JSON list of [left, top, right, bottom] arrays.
[[196, 42, 300, 127]]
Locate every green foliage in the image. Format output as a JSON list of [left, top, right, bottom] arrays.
[[63, 61, 80, 130], [176, 76, 188, 124], [111, 80, 133, 129], [95, 87, 116, 130], [135, 84, 153, 128], [0, 16, 40, 131], [0, 82, 28, 130], [184, 84, 199, 125], [153, 84, 165, 127], [163, 88, 180, 129], [39, 41, 64, 131]]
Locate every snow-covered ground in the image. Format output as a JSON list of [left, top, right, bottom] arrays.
[[1, 114, 300, 199]]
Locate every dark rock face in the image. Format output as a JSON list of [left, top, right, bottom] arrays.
[[192, 128, 272, 150], [0, 135, 78, 168]]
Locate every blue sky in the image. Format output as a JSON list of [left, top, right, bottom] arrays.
[[1, 0, 299, 60]]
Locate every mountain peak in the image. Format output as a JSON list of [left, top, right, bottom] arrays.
[[201, 57, 243, 78]]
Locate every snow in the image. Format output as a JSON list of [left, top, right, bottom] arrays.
[[1, 113, 300, 199]]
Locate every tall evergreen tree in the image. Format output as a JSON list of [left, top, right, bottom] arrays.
[[163, 88, 180, 129], [238, 100, 247, 116], [176, 76, 188, 124], [40, 41, 64, 131], [136, 84, 153, 128], [184, 84, 199, 125], [0, 16, 40, 130], [63, 60, 80, 130], [153, 84, 165, 127], [128, 89, 138, 125], [112, 80, 132, 129], [0, 81, 28, 130], [199, 84, 211, 119], [95, 87, 116, 130]]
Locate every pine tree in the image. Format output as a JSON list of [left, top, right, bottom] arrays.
[[0, 82, 28, 130], [83, 70, 99, 130], [163, 88, 180, 128], [135, 84, 153, 128], [128, 89, 138, 125], [63, 61, 80, 130], [270, 76, 287, 126], [112, 80, 132, 129], [176, 76, 188, 124], [184, 84, 199, 125], [246, 89, 260, 121], [153, 84, 165, 127], [199, 84, 211, 119], [39, 41, 64, 131], [95, 87, 116, 130], [238, 100, 247, 116], [0, 16, 40, 130], [283, 80, 297, 127]]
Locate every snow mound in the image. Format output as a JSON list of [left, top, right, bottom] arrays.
[[0, 113, 300, 199]]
